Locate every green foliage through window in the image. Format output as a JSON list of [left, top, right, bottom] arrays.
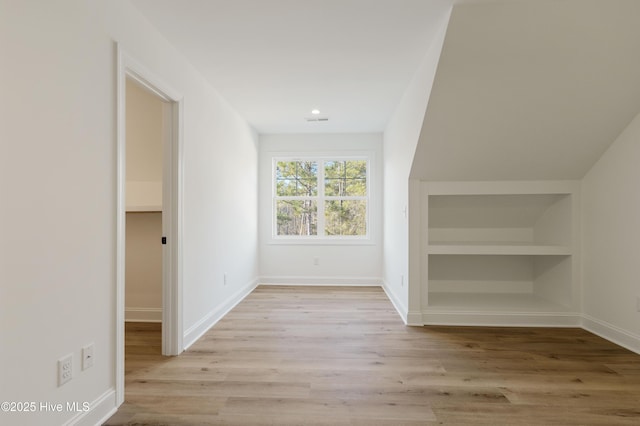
[[325, 200, 366, 236], [324, 160, 367, 196], [276, 161, 317, 197], [274, 158, 368, 238], [276, 200, 317, 236]]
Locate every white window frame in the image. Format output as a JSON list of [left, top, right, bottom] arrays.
[[272, 155, 371, 243]]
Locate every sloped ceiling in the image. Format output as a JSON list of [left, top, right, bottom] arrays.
[[411, 0, 640, 181]]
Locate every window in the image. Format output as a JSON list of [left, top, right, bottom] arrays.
[[274, 157, 369, 239]]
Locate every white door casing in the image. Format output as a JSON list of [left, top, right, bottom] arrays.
[[116, 44, 184, 406]]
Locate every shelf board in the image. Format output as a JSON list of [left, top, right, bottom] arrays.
[[126, 205, 163, 213], [427, 242, 571, 256], [426, 292, 571, 313]]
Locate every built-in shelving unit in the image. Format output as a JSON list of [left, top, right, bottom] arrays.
[[422, 181, 580, 326]]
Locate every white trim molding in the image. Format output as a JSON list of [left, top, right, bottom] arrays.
[[406, 311, 424, 326], [116, 43, 184, 407], [582, 314, 640, 355], [125, 307, 162, 323], [260, 276, 383, 286], [183, 279, 259, 349], [64, 388, 116, 426]]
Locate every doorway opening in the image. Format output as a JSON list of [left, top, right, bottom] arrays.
[[124, 77, 165, 356], [116, 46, 183, 406]]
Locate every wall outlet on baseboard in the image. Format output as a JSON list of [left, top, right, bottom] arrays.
[[313, 257, 319, 266]]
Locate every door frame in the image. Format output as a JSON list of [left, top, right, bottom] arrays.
[[116, 44, 184, 405]]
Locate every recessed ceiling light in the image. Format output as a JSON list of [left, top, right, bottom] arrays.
[[311, 109, 320, 115]]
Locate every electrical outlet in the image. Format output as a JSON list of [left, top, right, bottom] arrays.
[[400, 274, 404, 287], [313, 257, 319, 266], [58, 354, 72, 386], [82, 344, 94, 371], [223, 273, 227, 286]]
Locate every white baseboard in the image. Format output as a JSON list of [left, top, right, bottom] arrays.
[[381, 280, 408, 324], [64, 388, 116, 426], [259, 276, 382, 286], [183, 278, 259, 350], [406, 311, 424, 326], [125, 307, 162, 323], [582, 314, 640, 355], [421, 311, 582, 327]]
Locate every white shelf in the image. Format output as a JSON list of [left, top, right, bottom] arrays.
[[427, 242, 571, 256], [126, 205, 162, 212]]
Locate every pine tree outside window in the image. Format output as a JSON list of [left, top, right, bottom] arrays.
[[274, 158, 369, 239]]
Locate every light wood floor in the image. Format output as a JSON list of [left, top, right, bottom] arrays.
[[105, 286, 640, 425]]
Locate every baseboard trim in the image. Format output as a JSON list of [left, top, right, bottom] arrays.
[[582, 314, 640, 355], [183, 278, 259, 350], [64, 388, 116, 426], [422, 311, 582, 327], [259, 276, 382, 286], [124, 307, 162, 323], [381, 280, 408, 324], [406, 311, 424, 326]]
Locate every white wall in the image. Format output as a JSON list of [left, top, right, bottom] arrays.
[[582, 111, 640, 353], [258, 133, 383, 285], [0, 1, 258, 425], [125, 212, 163, 321], [126, 80, 163, 184], [125, 79, 164, 210], [108, 0, 260, 347], [382, 10, 451, 321]]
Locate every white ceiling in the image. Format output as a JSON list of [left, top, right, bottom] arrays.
[[411, 0, 640, 181], [131, 0, 452, 134]]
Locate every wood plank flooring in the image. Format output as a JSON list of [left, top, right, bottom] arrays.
[[105, 286, 640, 425]]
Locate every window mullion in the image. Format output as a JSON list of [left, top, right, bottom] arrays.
[[317, 159, 325, 236]]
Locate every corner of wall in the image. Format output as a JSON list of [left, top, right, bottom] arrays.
[[382, 8, 451, 328], [382, 279, 408, 324], [580, 110, 640, 355], [183, 278, 259, 349], [582, 315, 640, 355]]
